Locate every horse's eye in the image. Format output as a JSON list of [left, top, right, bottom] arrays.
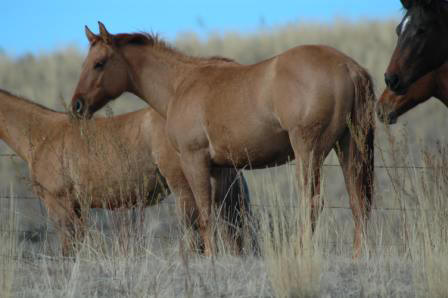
[[416, 27, 426, 35], [94, 60, 106, 69]]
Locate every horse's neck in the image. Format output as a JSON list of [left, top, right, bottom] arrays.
[[0, 93, 61, 162], [124, 46, 195, 117]]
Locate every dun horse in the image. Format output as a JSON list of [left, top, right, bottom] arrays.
[[385, 0, 448, 94], [72, 23, 375, 257], [0, 89, 250, 256], [379, 62, 448, 124]]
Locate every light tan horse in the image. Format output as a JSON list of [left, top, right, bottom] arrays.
[[72, 23, 375, 257], [0, 88, 250, 256]]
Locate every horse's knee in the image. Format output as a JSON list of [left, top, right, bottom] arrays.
[[60, 229, 76, 257]]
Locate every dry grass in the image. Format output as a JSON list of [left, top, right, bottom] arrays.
[[0, 137, 447, 297], [0, 193, 18, 298], [2, 138, 448, 297], [405, 145, 448, 297], [257, 164, 323, 298]]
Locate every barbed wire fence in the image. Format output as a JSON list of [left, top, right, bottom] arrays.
[[0, 151, 441, 261], [0, 152, 434, 207], [0, 151, 440, 209]]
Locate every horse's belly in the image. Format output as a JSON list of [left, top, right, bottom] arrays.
[[210, 131, 293, 168]]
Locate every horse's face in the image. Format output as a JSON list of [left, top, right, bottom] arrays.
[[72, 23, 129, 118], [377, 68, 435, 124], [385, 0, 448, 94]]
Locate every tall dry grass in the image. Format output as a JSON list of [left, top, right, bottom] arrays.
[[2, 136, 447, 297], [1, 134, 448, 297], [405, 144, 448, 297], [256, 164, 323, 297], [0, 192, 18, 298]]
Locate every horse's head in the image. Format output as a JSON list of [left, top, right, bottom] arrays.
[[378, 66, 437, 124], [72, 22, 131, 118], [385, 0, 448, 94]]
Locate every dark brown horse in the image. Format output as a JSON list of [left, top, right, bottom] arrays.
[[0, 88, 250, 256], [71, 23, 375, 257], [379, 62, 448, 124], [385, 0, 448, 94]]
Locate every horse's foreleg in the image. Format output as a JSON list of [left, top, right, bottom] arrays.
[[169, 171, 201, 253], [44, 195, 85, 257], [180, 149, 214, 256], [154, 151, 200, 253], [61, 209, 85, 257]]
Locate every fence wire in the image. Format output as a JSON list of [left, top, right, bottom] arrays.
[[0, 151, 440, 257], [0, 194, 431, 213], [0, 152, 440, 210], [1, 152, 444, 169]]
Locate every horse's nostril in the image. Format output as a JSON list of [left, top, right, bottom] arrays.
[[376, 105, 383, 117], [376, 105, 386, 122], [376, 103, 397, 124], [74, 98, 84, 114], [384, 73, 400, 90]]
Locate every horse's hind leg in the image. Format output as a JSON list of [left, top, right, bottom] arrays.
[[289, 129, 327, 239], [334, 129, 374, 258]]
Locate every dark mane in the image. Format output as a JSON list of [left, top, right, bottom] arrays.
[[114, 32, 164, 47], [113, 32, 238, 64], [208, 56, 237, 63], [0, 88, 60, 113]]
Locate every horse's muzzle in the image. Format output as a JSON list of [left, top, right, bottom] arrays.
[[376, 103, 397, 125]]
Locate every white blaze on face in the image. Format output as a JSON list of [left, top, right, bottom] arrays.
[[401, 15, 411, 34]]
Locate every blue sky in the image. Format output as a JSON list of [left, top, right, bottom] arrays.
[[2, 1, 403, 57]]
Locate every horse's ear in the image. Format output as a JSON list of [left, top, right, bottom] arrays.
[[85, 26, 98, 44], [401, 0, 413, 9], [98, 21, 113, 44]]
